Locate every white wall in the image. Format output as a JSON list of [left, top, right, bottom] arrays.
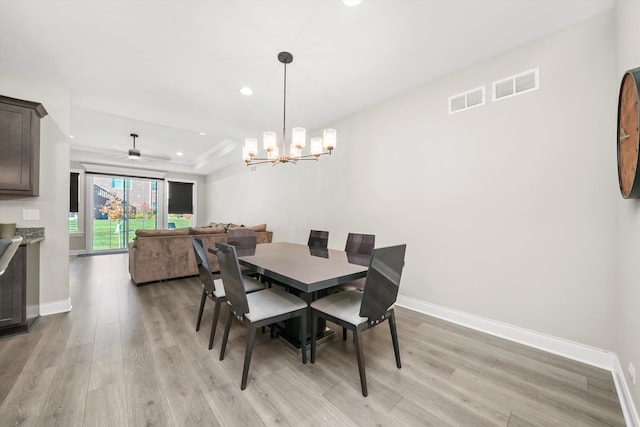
[[0, 69, 71, 310], [208, 12, 618, 351], [614, 0, 640, 412]]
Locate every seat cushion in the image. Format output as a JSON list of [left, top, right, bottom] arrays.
[[310, 289, 367, 326], [214, 276, 264, 298], [245, 288, 307, 322]]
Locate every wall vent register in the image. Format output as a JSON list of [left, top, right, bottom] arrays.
[[448, 86, 486, 114], [493, 68, 539, 101]]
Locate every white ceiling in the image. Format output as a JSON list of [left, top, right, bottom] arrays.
[[0, 0, 614, 175]]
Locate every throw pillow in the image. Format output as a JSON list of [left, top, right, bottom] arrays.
[[223, 223, 244, 231], [248, 223, 267, 232]]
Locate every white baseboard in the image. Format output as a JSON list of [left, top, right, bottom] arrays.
[[39, 297, 72, 316], [396, 295, 639, 427], [613, 357, 640, 427]]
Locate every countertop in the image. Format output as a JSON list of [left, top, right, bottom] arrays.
[[16, 227, 44, 245]]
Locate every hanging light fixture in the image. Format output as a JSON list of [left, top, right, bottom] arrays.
[[243, 51, 337, 166], [128, 133, 141, 160]]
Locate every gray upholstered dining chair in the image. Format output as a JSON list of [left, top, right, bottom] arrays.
[[307, 230, 329, 249], [192, 237, 264, 350], [215, 242, 308, 390], [310, 244, 406, 397]]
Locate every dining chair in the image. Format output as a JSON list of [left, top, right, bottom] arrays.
[[345, 232, 375, 256], [192, 237, 264, 350], [227, 228, 257, 256], [215, 242, 308, 390], [227, 227, 260, 278], [310, 244, 406, 397], [307, 230, 329, 249], [341, 233, 376, 293]]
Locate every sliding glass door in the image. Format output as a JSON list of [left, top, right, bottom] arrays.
[[88, 174, 162, 252]]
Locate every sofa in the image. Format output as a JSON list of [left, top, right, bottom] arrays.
[[128, 224, 272, 285]]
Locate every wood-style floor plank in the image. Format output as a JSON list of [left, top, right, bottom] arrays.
[[0, 254, 626, 426]]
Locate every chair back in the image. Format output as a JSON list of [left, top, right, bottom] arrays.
[[192, 237, 217, 294], [215, 242, 250, 315], [345, 233, 375, 256], [227, 228, 257, 257], [359, 244, 406, 320], [308, 230, 329, 249]]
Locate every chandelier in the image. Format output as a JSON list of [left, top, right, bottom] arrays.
[[243, 51, 336, 166]]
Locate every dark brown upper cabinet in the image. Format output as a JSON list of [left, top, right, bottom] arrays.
[[0, 95, 48, 196]]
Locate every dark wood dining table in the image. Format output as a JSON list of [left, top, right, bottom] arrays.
[[219, 242, 370, 347], [238, 242, 369, 293]]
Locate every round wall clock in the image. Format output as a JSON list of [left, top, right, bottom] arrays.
[[617, 67, 640, 199]]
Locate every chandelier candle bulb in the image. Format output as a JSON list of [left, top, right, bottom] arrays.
[[323, 129, 337, 151], [263, 131, 277, 152], [310, 138, 323, 156], [242, 146, 252, 163], [292, 127, 306, 148], [245, 138, 258, 156]]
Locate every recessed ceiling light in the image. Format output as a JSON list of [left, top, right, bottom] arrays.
[[343, 0, 362, 6], [199, 132, 207, 136], [240, 87, 254, 96], [70, 135, 74, 139], [176, 151, 183, 156]]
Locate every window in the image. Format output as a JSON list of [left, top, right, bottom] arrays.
[[167, 181, 195, 228], [111, 178, 132, 190]]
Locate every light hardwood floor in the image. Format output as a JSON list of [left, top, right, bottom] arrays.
[[0, 253, 625, 426]]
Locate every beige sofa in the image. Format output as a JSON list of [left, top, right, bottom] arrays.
[[128, 225, 272, 285]]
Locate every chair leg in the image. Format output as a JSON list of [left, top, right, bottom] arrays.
[[300, 310, 307, 364], [343, 327, 347, 341], [219, 309, 234, 361], [310, 310, 317, 364], [196, 290, 207, 331], [241, 326, 258, 390], [209, 299, 222, 350], [389, 310, 401, 369], [353, 328, 367, 397]]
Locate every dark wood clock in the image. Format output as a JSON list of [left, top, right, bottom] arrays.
[[618, 67, 640, 198]]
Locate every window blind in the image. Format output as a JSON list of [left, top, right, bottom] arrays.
[[168, 181, 193, 214], [70, 172, 79, 213]]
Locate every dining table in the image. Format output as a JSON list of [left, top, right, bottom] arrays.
[[213, 242, 370, 347]]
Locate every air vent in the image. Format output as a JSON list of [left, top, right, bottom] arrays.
[[492, 68, 539, 101], [448, 86, 486, 114]]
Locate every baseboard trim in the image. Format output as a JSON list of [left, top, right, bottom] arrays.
[[39, 298, 72, 316], [613, 357, 640, 427], [396, 295, 639, 427]]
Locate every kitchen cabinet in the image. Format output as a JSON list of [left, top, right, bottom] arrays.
[[0, 95, 48, 196], [0, 241, 40, 336]]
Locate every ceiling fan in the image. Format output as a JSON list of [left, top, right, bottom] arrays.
[[125, 133, 171, 161]]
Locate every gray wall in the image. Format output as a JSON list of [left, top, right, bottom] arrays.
[[0, 69, 72, 310], [208, 14, 618, 353], [614, 0, 640, 413]]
